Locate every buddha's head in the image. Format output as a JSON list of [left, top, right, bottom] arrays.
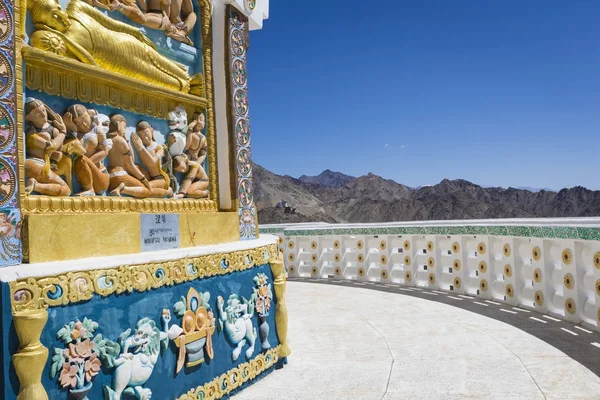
[[109, 114, 127, 137], [136, 121, 154, 147], [28, 0, 70, 32], [64, 104, 91, 134], [24, 98, 48, 130], [173, 155, 188, 173], [192, 112, 205, 131]]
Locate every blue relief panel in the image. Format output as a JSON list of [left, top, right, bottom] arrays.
[[2, 263, 280, 399], [0, 0, 22, 266]]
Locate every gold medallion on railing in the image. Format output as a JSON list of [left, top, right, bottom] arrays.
[[289, 265, 296, 274], [564, 273, 574, 290], [478, 261, 487, 273], [479, 279, 488, 292], [381, 270, 388, 280], [594, 252, 600, 270], [506, 284, 514, 297], [311, 254, 318, 263], [379, 240, 387, 251], [428, 257, 435, 268], [428, 273, 436, 285], [287, 253, 295, 262], [534, 290, 544, 306], [358, 267, 365, 277], [334, 266, 341, 276], [562, 248, 573, 265], [405, 271, 412, 282], [403, 240, 411, 251], [532, 246, 541, 261], [287, 241, 295, 249], [533, 268, 542, 283], [452, 242, 460, 253], [565, 298, 576, 314], [333, 240, 340, 250], [427, 241, 434, 252], [503, 244, 511, 257], [311, 241, 317, 250], [334, 253, 341, 262], [504, 264, 512, 277], [380, 255, 388, 264], [357, 240, 364, 250], [477, 242, 486, 255], [357, 254, 364, 263], [453, 259, 461, 271], [597, 307, 600, 321], [278, 236, 283, 244], [404, 255, 411, 266], [311, 266, 318, 276], [453, 277, 461, 289], [596, 280, 600, 297]]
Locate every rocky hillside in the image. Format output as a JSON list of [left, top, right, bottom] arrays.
[[253, 163, 600, 224], [298, 170, 355, 188]]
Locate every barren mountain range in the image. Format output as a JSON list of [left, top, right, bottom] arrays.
[[253, 163, 600, 224]]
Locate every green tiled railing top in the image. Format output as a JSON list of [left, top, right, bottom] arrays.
[[260, 227, 284, 234], [280, 225, 600, 241]]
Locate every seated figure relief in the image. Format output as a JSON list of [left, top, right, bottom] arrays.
[[63, 104, 111, 195], [27, 0, 203, 92], [24, 98, 71, 196], [24, 102, 207, 199]]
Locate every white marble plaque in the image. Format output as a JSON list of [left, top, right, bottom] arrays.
[[141, 214, 180, 252]]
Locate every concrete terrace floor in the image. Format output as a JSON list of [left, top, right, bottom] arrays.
[[233, 280, 600, 400]]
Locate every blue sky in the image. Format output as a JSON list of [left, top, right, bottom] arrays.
[[246, 1, 600, 190]]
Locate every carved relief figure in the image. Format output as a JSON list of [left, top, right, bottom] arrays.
[[216, 294, 256, 361], [107, 114, 170, 198], [63, 104, 110, 195], [132, 121, 172, 195], [23, 98, 71, 196], [166, 106, 188, 157], [167, 288, 216, 374], [184, 112, 207, 163], [172, 154, 209, 199], [0, 211, 20, 261], [27, 0, 201, 92], [251, 273, 273, 350], [101, 312, 170, 400], [50, 318, 109, 400]]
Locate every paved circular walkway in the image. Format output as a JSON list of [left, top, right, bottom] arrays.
[[233, 281, 600, 400]]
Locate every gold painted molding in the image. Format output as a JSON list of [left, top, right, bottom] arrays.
[[18, 0, 221, 210], [198, 0, 219, 204], [22, 195, 218, 214], [23, 47, 208, 119], [270, 257, 291, 358], [12, 309, 50, 400], [10, 243, 278, 313], [178, 346, 280, 400]]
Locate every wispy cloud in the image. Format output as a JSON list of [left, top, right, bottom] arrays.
[[399, 144, 407, 149], [384, 144, 389, 147]]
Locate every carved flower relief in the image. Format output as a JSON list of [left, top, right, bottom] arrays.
[[84, 353, 102, 382], [66, 338, 95, 363], [59, 363, 78, 388], [30, 31, 67, 56]]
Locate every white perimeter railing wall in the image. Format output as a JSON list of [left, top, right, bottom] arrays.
[[261, 218, 600, 331]]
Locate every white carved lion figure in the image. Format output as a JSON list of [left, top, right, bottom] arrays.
[[102, 312, 170, 400], [216, 294, 257, 361]]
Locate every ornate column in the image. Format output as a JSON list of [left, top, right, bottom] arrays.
[[12, 309, 49, 400], [270, 256, 291, 359], [225, 5, 258, 240], [0, 0, 22, 266]]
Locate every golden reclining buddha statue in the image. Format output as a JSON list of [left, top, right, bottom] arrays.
[[27, 0, 202, 93]]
